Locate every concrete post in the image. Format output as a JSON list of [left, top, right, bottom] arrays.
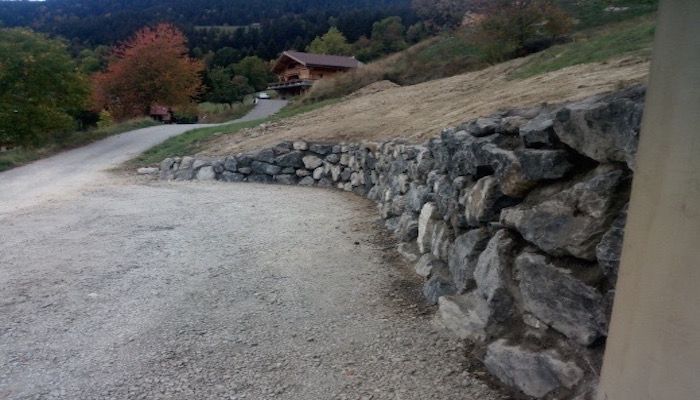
[[597, 1, 700, 399]]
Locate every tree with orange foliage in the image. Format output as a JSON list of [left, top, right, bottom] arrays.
[[91, 23, 203, 120]]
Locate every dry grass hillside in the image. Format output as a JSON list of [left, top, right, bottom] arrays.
[[201, 54, 649, 156]]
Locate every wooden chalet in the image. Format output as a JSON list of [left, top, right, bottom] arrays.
[[268, 51, 362, 96]]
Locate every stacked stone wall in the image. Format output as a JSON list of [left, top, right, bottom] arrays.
[[158, 85, 645, 399]]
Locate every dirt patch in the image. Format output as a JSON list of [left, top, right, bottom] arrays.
[[347, 80, 400, 99], [200, 55, 649, 156]]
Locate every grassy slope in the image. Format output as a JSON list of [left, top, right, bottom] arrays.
[[302, 12, 655, 104], [0, 118, 158, 172], [509, 14, 656, 79], [125, 99, 340, 168]]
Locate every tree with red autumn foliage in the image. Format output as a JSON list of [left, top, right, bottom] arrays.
[[91, 23, 203, 120]]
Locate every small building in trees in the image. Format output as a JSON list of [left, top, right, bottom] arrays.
[[268, 51, 362, 96], [149, 105, 173, 123]]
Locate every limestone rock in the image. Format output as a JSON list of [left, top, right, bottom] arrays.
[[251, 161, 282, 176], [298, 176, 315, 186], [221, 171, 246, 182], [438, 292, 493, 342], [309, 143, 333, 155], [397, 242, 421, 263], [516, 252, 607, 345], [302, 155, 323, 169], [137, 167, 159, 175], [474, 230, 517, 322], [423, 262, 456, 305], [275, 151, 305, 168], [415, 253, 442, 278], [465, 176, 515, 225], [252, 148, 276, 163], [520, 114, 555, 147], [462, 116, 501, 137], [406, 183, 431, 213], [224, 156, 238, 172], [417, 202, 439, 254], [292, 141, 308, 150], [553, 85, 645, 169], [448, 228, 491, 293], [195, 166, 216, 181], [500, 165, 625, 260], [313, 166, 325, 180], [484, 340, 584, 398], [596, 205, 628, 284], [247, 174, 273, 184], [296, 169, 311, 177], [430, 221, 453, 261], [395, 213, 419, 242], [274, 174, 297, 185]]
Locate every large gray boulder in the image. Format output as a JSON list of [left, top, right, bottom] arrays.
[[415, 253, 443, 278], [406, 183, 431, 213], [438, 292, 494, 342], [515, 253, 607, 346], [596, 205, 628, 284], [222, 156, 238, 172], [474, 230, 518, 322], [553, 85, 645, 170], [251, 161, 282, 176], [465, 176, 515, 225], [174, 156, 195, 180], [520, 114, 555, 148], [500, 165, 626, 260], [275, 151, 305, 168], [302, 155, 324, 169], [394, 213, 419, 242], [423, 262, 456, 305], [195, 166, 216, 181], [484, 340, 584, 398], [448, 228, 492, 293], [251, 148, 276, 163]]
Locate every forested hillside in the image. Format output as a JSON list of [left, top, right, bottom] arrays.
[[0, 0, 416, 56]]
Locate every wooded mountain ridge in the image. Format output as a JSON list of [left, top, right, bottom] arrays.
[[0, 0, 414, 49]]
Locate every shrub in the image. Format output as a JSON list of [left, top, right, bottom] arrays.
[[97, 110, 114, 129], [473, 0, 573, 63]]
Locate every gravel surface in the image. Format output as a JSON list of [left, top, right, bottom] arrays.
[[0, 99, 287, 216], [0, 180, 506, 400]]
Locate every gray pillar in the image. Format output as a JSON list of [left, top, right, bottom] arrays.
[[597, 1, 700, 399]]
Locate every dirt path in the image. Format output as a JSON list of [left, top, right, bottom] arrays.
[[0, 180, 504, 400], [0, 99, 287, 216]]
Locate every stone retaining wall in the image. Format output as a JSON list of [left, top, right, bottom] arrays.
[[158, 85, 645, 399]]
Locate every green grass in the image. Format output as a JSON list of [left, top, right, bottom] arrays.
[[125, 98, 341, 168], [0, 118, 158, 172], [509, 14, 656, 80], [198, 101, 255, 123]]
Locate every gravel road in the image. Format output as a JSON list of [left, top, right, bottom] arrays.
[[0, 100, 505, 400], [0, 99, 287, 216]]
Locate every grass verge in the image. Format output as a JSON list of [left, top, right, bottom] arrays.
[[125, 98, 341, 168], [198, 101, 255, 123], [509, 14, 656, 79], [0, 118, 158, 172]]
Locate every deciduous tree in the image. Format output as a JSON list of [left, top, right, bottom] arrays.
[[91, 23, 204, 120], [474, 0, 573, 62], [231, 56, 273, 92], [0, 28, 89, 147], [307, 27, 353, 55]]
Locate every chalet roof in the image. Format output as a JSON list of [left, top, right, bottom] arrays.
[[272, 51, 362, 73]]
